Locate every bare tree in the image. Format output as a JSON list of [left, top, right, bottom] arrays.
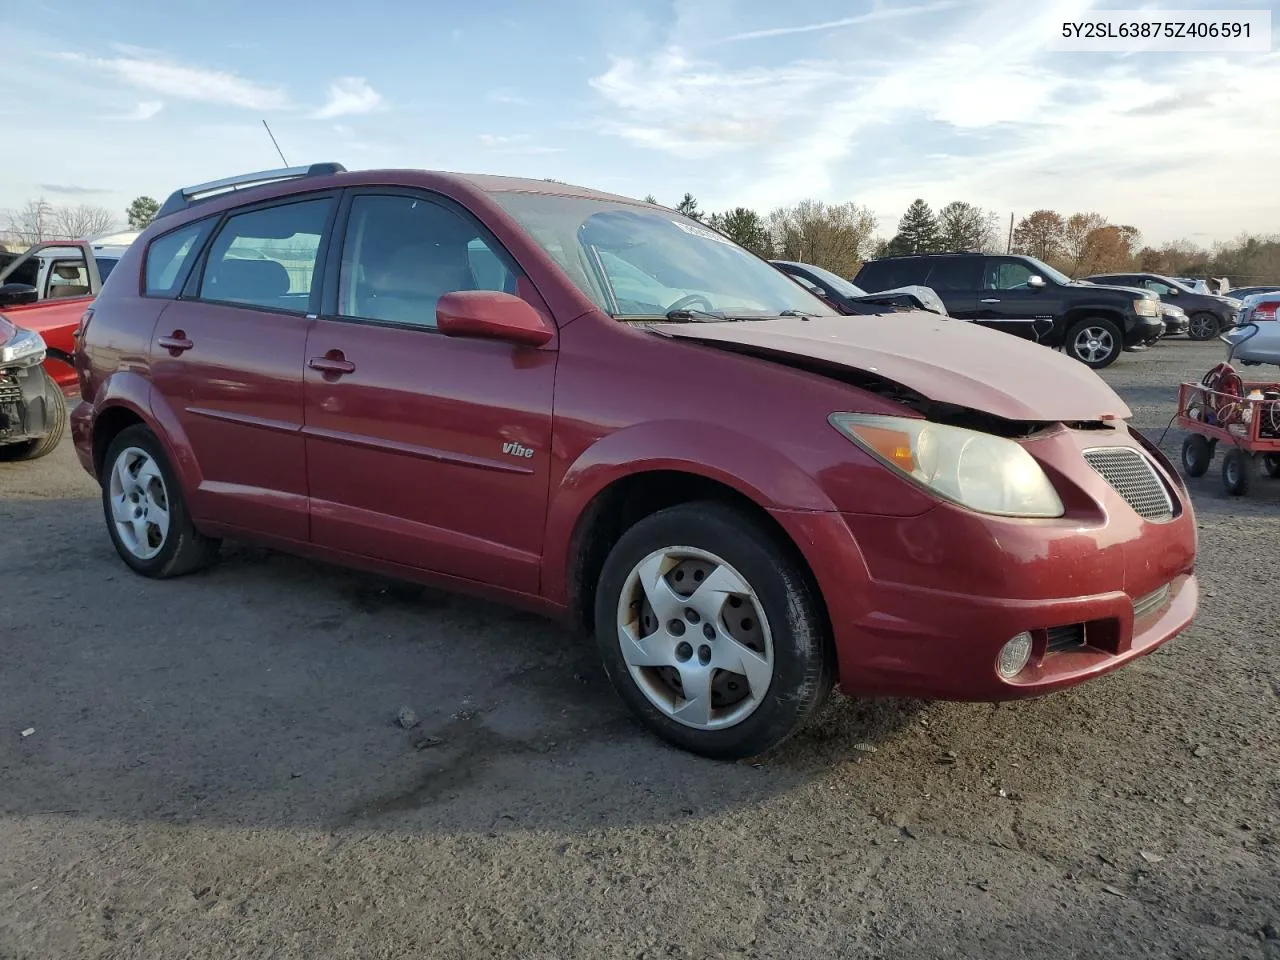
[[767, 199, 877, 278], [51, 204, 117, 239], [6, 198, 56, 245], [1062, 212, 1108, 274]]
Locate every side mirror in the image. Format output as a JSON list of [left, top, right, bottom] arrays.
[[1165, 287, 1179, 296], [0, 283, 38, 307], [1027, 274, 1046, 289], [436, 290, 555, 347]]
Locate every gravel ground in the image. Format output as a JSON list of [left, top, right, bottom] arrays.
[[2, 339, 1278, 960]]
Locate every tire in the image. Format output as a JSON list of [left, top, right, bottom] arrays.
[[1180, 434, 1211, 478], [0, 367, 66, 462], [1221, 448, 1254, 497], [593, 501, 835, 760], [1262, 454, 1280, 479], [1187, 312, 1220, 341], [1066, 318, 1123, 369], [101, 424, 220, 577]]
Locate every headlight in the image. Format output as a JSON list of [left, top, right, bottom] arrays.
[[1133, 298, 1159, 317], [0, 326, 46, 365], [830, 413, 1064, 518]]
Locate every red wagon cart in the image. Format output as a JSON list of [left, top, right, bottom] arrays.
[[1176, 366, 1280, 496]]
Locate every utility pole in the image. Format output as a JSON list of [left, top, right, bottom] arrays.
[[1006, 212, 1014, 254]]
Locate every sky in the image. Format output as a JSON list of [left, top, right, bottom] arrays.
[[3, 0, 1278, 247]]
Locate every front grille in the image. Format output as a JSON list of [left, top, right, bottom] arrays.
[[1133, 583, 1172, 621], [0, 377, 20, 406], [1083, 447, 1174, 522], [1046, 624, 1086, 653]]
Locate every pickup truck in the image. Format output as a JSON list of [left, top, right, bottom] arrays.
[[0, 239, 108, 394]]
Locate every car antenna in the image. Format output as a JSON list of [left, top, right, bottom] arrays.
[[262, 119, 290, 166]]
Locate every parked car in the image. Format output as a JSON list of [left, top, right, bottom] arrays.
[[72, 163, 1198, 758], [1158, 302, 1190, 337], [1225, 320, 1280, 366], [1082, 272, 1242, 341], [1228, 285, 1280, 301], [0, 232, 137, 303], [854, 253, 1165, 368], [1237, 291, 1280, 327], [0, 238, 109, 393], [0, 315, 66, 461], [770, 260, 948, 316]]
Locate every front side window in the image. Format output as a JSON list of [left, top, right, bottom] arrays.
[[199, 198, 333, 312], [337, 194, 520, 329], [491, 192, 836, 319], [1143, 279, 1176, 296], [984, 258, 1036, 290], [46, 258, 90, 298], [146, 219, 215, 297]]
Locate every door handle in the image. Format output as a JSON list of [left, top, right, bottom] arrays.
[[980, 298, 1001, 304], [309, 352, 356, 376], [158, 331, 193, 354]]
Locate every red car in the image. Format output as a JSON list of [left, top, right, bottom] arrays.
[[72, 164, 1199, 758]]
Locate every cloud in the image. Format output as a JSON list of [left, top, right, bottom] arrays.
[[486, 89, 529, 105], [717, 0, 966, 42], [311, 77, 384, 119], [59, 51, 288, 109], [477, 133, 564, 155], [39, 184, 107, 195], [110, 100, 164, 121]]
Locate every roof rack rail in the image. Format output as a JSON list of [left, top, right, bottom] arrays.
[[155, 162, 347, 219]]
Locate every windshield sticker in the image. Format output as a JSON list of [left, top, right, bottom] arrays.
[[672, 220, 736, 246]]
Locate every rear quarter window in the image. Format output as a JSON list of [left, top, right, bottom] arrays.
[[146, 219, 215, 297], [856, 259, 926, 291]]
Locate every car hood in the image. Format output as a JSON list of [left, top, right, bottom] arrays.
[[1075, 281, 1155, 299], [648, 314, 1132, 423]]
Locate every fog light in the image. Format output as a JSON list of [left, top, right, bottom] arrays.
[[997, 632, 1033, 680]]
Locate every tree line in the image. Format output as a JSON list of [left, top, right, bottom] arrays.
[[1, 195, 160, 250], [650, 192, 1280, 284]]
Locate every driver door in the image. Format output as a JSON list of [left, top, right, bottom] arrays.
[[974, 257, 1062, 341]]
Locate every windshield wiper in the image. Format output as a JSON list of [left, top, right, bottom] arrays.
[[664, 307, 729, 322], [776, 309, 815, 317]]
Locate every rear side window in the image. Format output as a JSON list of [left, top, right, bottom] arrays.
[[924, 258, 981, 291], [199, 198, 334, 313], [146, 220, 214, 297], [857, 259, 926, 291]]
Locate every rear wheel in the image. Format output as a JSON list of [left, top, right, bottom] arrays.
[[1188, 312, 1220, 341], [1180, 434, 1211, 478], [1261, 454, 1280, 479], [101, 425, 220, 577], [594, 502, 835, 760], [0, 368, 66, 462], [1066, 318, 1122, 369], [1222, 448, 1254, 497]]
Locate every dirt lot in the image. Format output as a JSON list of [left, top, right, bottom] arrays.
[[2, 339, 1278, 960]]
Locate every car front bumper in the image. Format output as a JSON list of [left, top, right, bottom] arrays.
[[770, 428, 1198, 701]]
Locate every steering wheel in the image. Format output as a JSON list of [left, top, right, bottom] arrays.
[[667, 293, 714, 313]]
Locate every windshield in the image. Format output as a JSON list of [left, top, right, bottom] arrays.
[[790, 262, 867, 298], [490, 193, 837, 319], [1021, 256, 1074, 286]]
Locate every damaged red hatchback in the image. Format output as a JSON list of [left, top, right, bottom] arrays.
[[72, 164, 1198, 758]]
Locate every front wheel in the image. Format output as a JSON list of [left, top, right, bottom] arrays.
[[594, 502, 835, 760], [1181, 434, 1211, 478], [1187, 312, 1220, 341], [1222, 448, 1254, 497], [1066, 318, 1123, 369], [1261, 454, 1280, 479], [101, 424, 221, 577], [0, 368, 66, 462]]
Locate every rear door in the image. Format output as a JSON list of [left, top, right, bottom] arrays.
[[302, 189, 557, 594], [921, 257, 982, 320], [974, 257, 1064, 341], [148, 194, 337, 542]]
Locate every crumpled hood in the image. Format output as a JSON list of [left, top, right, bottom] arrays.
[[648, 313, 1132, 423]]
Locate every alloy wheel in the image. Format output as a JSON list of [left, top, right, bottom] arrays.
[[1073, 326, 1115, 365], [108, 446, 171, 560], [615, 546, 774, 730]]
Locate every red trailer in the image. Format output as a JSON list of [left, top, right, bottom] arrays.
[[1176, 368, 1280, 495]]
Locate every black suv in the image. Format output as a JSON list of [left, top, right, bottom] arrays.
[[854, 253, 1165, 368], [1082, 272, 1241, 341]]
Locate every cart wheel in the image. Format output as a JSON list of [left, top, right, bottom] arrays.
[[1222, 448, 1254, 496], [1262, 454, 1280, 479], [1181, 434, 1212, 478]]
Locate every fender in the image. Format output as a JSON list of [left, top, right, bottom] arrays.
[[540, 418, 839, 605], [85, 371, 203, 500]]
